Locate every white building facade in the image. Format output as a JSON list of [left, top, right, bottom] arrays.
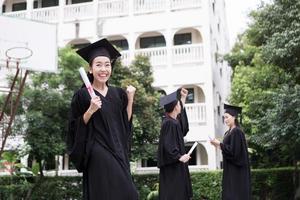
[[1, 0, 232, 173]]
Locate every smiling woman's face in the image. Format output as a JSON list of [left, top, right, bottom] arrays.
[[90, 56, 112, 84]]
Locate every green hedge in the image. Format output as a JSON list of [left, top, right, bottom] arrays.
[[0, 168, 298, 200]]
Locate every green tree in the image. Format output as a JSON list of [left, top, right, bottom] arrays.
[[22, 89, 67, 176], [225, 0, 300, 168], [224, 35, 258, 72], [18, 46, 85, 176], [229, 62, 291, 167], [247, 0, 300, 82], [254, 85, 300, 166]]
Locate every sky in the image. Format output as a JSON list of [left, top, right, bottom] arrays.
[[225, 0, 269, 48]]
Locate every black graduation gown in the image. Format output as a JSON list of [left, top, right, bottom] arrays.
[[157, 106, 193, 200], [66, 86, 139, 200], [220, 127, 251, 200]]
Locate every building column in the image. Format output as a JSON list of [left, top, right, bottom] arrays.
[[92, 0, 99, 41], [128, 0, 135, 63], [203, 142, 218, 169], [5, 0, 13, 12], [129, 0, 134, 17], [26, 0, 33, 19], [58, 155, 64, 171], [57, 0, 65, 46], [0, 0, 3, 14], [128, 33, 136, 64], [165, 28, 173, 72], [64, 154, 69, 170], [20, 154, 29, 173]]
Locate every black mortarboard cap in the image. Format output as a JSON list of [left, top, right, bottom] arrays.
[[224, 103, 242, 117], [76, 38, 121, 66], [160, 91, 178, 108], [159, 89, 182, 113]]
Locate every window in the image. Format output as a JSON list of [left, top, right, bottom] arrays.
[[72, 0, 92, 4], [12, 2, 27, 11], [44, 156, 56, 170], [141, 157, 157, 167], [42, 0, 59, 7], [2, 4, 6, 13], [68, 159, 76, 170], [185, 88, 195, 104], [174, 33, 192, 45], [110, 39, 129, 50], [34, 1, 38, 8], [140, 36, 166, 48]]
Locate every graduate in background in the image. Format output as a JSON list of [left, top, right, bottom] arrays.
[[157, 88, 193, 200], [66, 39, 138, 200], [210, 104, 251, 200]]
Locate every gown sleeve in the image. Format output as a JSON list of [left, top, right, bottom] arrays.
[[159, 121, 182, 167], [220, 128, 247, 167], [66, 90, 89, 172], [119, 88, 133, 158], [177, 100, 189, 136]]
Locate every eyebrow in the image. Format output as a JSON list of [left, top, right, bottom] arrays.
[[94, 61, 111, 64]]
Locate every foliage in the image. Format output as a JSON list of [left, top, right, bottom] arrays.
[[12, 46, 84, 176], [0, 176, 82, 200], [253, 85, 300, 166], [0, 168, 298, 200], [0, 152, 24, 175], [247, 0, 300, 81], [251, 168, 296, 200], [191, 171, 222, 200], [133, 174, 159, 200], [224, 35, 259, 72], [110, 55, 162, 161], [225, 0, 300, 168], [229, 63, 290, 136]]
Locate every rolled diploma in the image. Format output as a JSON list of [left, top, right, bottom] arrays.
[[188, 141, 198, 155], [79, 67, 96, 98]]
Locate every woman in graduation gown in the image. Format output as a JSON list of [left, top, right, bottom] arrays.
[[210, 104, 251, 200], [157, 88, 193, 200], [66, 38, 139, 200]]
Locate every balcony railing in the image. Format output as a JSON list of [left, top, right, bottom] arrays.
[[170, 0, 201, 10], [31, 7, 59, 23], [121, 50, 130, 66], [3, 0, 201, 22], [185, 103, 206, 123], [98, 0, 129, 17], [64, 2, 94, 21], [133, 0, 166, 14], [4, 10, 26, 18], [120, 44, 203, 66], [134, 47, 167, 66], [172, 44, 204, 64]]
